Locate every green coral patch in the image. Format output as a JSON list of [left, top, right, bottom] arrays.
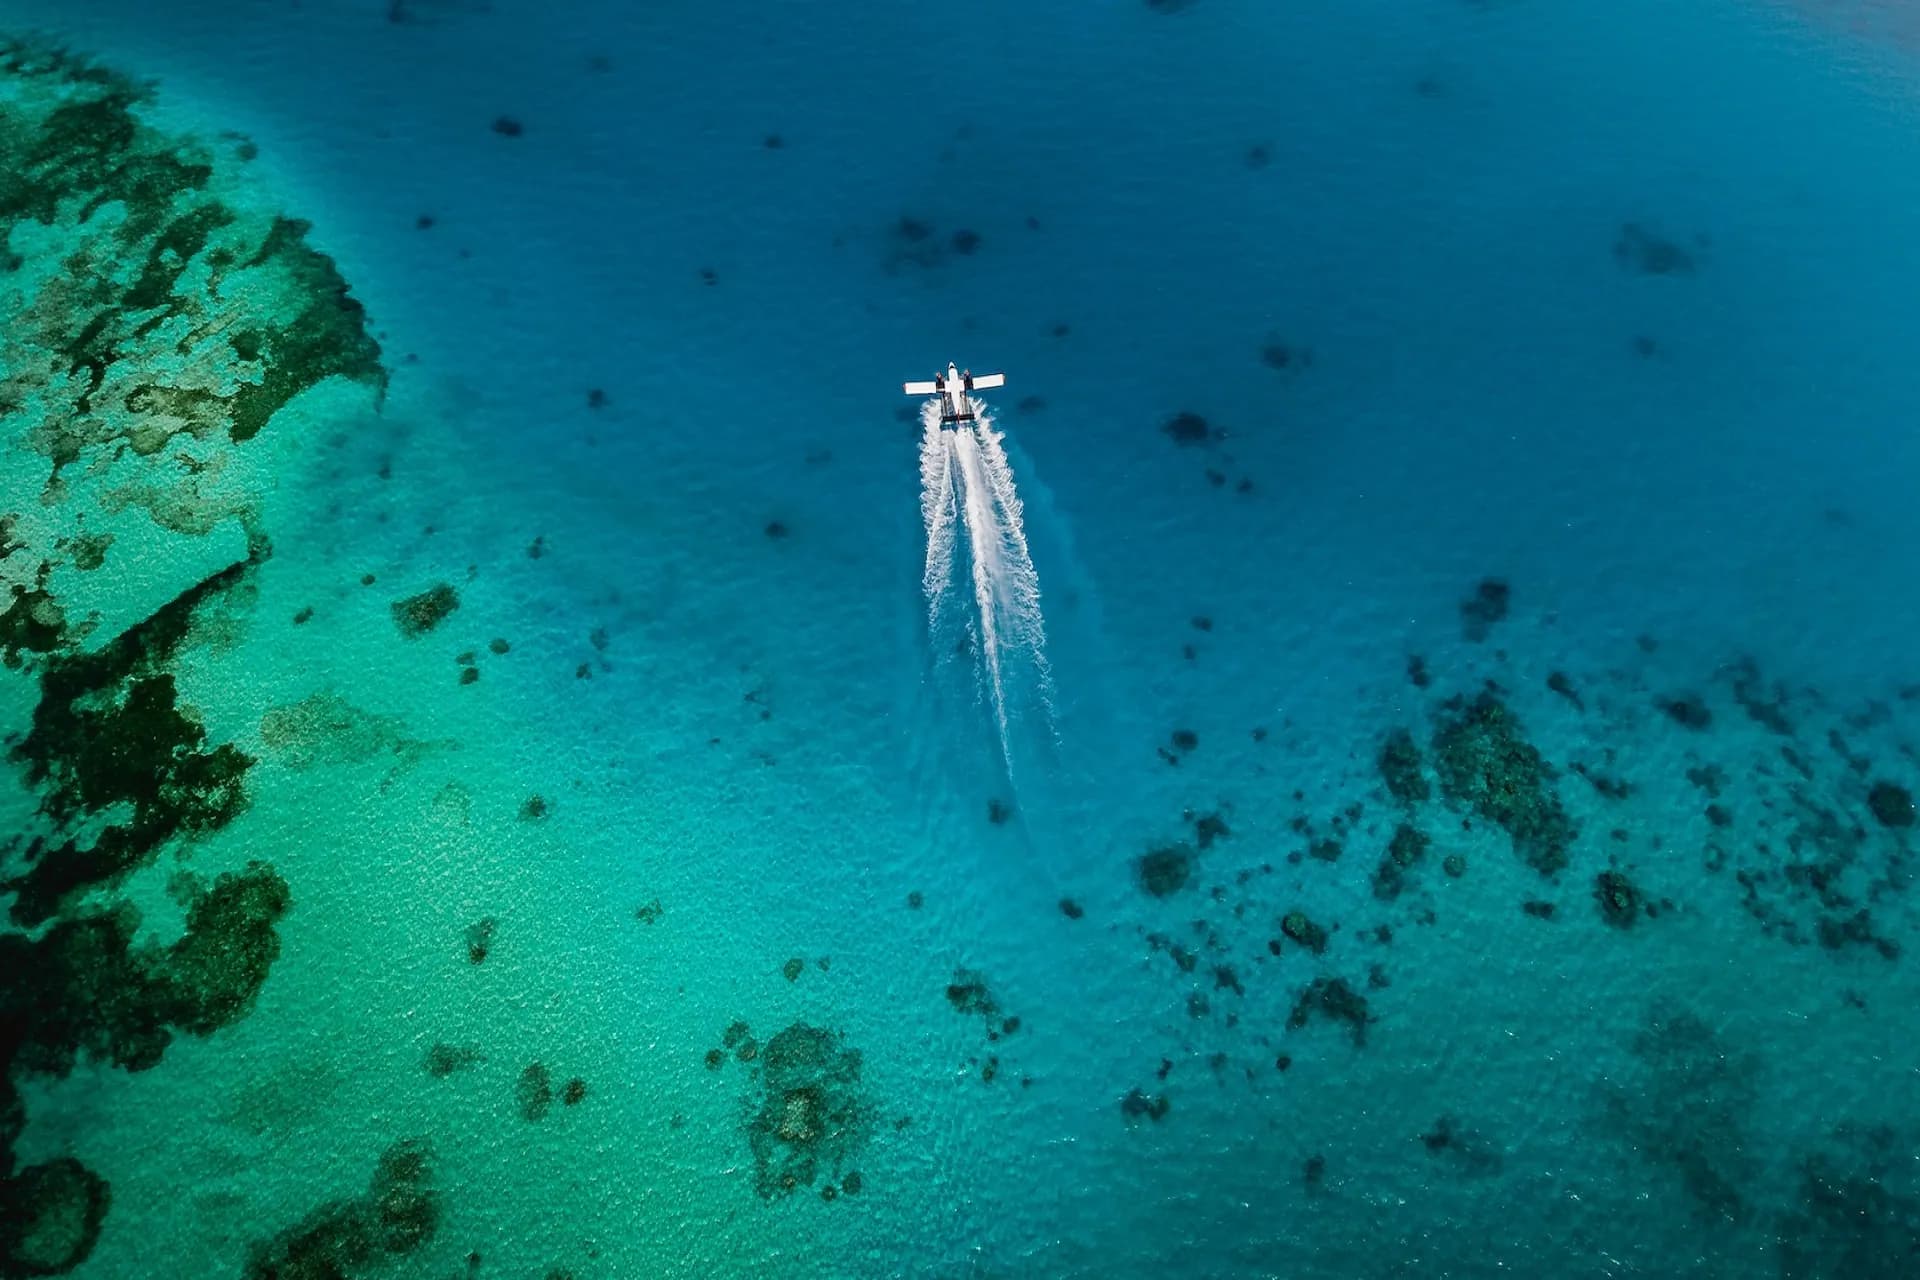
[[161, 862, 293, 1036], [226, 216, 386, 442], [123, 200, 234, 312], [4, 559, 256, 925], [242, 1139, 439, 1280]]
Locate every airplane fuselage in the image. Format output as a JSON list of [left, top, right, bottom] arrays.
[[940, 362, 973, 424]]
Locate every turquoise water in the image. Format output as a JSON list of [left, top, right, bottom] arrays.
[[2, 1, 1919, 1277]]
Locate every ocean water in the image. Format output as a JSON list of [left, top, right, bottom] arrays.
[[2, 1, 1919, 1277]]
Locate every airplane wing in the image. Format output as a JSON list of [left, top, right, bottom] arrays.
[[967, 373, 1005, 390], [903, 380, 939, 395]]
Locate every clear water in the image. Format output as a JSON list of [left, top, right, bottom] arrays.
[[3, 1, 1919, 1277]]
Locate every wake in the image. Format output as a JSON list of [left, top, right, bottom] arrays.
[[918, 400, 1055, 775]]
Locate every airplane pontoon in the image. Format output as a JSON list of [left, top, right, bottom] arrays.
[[904, 362, 1004, 426]]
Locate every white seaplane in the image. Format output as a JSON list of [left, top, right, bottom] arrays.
[[904, 362, 1005, 426]]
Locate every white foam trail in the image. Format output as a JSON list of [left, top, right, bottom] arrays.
[[914, 392, 1055, 775], [951, 425, 1012, 753], [967, 413, 1055, 719], [919, 404, 958, 625]]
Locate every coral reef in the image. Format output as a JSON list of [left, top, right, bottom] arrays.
[[424, 1043, 483, 1078], [740, 1024, 869, 1201], [1419, 1115, 1505, 1177], [1593, 869, 1644, 929], [0, 36, 380, 1270], [1161, 412, 1216, 447], [1280, 910, 1329, 955], [1370, 823, 1430, 901], [464, 917, 496, 965], [391, 583, 459, 638], [1867, 781, 1913, 828], [0, 1158, 109, 1277], [4, 561, 256, 925], [1377, 728, 1430, 806], [0, 863, 288, 1274], [0, 860, 290, 1077], [241, 1139, 439, 1279], [259, 691, 447, 774], [1285, 977, 1371, 1047], [0, 40, 383, 553], [1431, 692, 1577, 876]]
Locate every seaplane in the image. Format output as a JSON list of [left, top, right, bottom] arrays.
[[904, 362, 1005, 427]]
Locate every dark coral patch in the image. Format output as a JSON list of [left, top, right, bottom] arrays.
[[241, 1139, 439, 1278], [392, 584, 459, 638], [1614, 222, 1700, 276], [742, 1024, 869, 1200], [464, 917, 496, 965], [1594, 869, 1642, 928], [1378, 728, 1430, 805], [0, 1157, 111, 1277], [425, 1043, 483, 1078], [1286, 977, 1371, 1047], [1660, 694, 1712, 730], [1136, 844, 1194, 897], [160, 862, 292, 1034], [1161, 412, 1214, 446], [1431, 692, 1576, 876], [1371, 823, 1430, 901], [1280, 910, 1329, 955], [517, 1062, 553, 1121], [1459, 578, 1509, 642], [5, 562, 258, 925], [1120, 1087, 1171, 1122], [1867, 781, 1914, 829]]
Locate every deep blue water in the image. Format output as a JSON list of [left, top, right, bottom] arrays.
[[3, 1, 1920, 1277]]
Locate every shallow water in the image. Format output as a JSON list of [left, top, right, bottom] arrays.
[[2, 1, 1918, 1277]]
